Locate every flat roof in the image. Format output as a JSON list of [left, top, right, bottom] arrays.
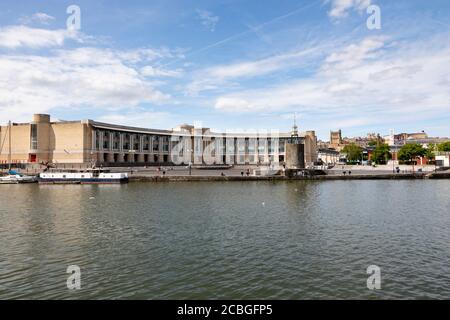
[[89, 120, 307, 138], [3, 116, 312, 139]]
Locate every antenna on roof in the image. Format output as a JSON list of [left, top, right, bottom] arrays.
[[291, 112, 298, 137]]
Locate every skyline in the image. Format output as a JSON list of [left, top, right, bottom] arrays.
[[0, 0, 449, 140]]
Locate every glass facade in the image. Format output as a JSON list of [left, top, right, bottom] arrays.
[[30, 124, 38, 150], [91, 127, 297, 165]]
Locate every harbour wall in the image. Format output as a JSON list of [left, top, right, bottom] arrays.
[[129, 172, 450, 182]]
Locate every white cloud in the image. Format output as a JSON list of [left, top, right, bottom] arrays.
[[215, 97, 255, 113], [196, 9, 219, 32], [97, 111, 177, 129], [19, 12, 55, 25], [141, 65, 183, 78], [207, 47, 322, 79], [0, 25, 81, 49], [212, 34, 450, 129], [322, 36, 385, 71], [117, 47, 184, 64], [328, 0, 371, 18], [0, 46, 175, 123], [185, 45, 328, 96]]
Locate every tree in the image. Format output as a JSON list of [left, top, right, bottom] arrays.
[[371, 143, 392, 164], [438, 141, 450, 152], [398, 143, 427, 172], [367, 140, 378, 147], [342, 143, 363, 164], [425, 143, 436, 161]]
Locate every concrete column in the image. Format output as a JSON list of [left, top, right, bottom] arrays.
[[234, 138, 239, 164], [109, 132, 114, 151], [129, 135, 134, 152], [106, 153, 114, 163], [92, 130, 97, 151], [159, 136, 164, 153], [260, 138, 269, 164], [149, 135, 153, 153], [245, 138, 249, 164], [271, 135, 279, 164], [251, 138, 256, 164], [99, 131, 104, 151]]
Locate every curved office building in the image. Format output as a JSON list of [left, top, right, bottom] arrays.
[[1, 114, 317, 167]]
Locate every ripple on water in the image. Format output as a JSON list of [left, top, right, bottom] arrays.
[[1, 181, 450, 299]]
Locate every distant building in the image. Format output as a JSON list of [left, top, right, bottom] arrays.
[[327, 130, 382, 151], [383, 131, 448, 147], [330, 130, 342, 145], [436, 153, 450, 167], [383, 131, 449, 165], [329, 130, 343, 150], [317, 148, 340, 165]]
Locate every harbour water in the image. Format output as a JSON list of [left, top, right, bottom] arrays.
[[1, 180, 450, 299]]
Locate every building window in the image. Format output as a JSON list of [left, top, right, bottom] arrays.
[[30, 124, 38, 150], [123, 134, 130, 150], [95, 131, 100, 150], [163, 137, 169, 152], [258, 139, 267, 153], [279, 139, 286, 153], [152, 136, 159, 151], [143, 136, 150, 151], [248, 139, 256, 153], [103, 131, 110, 149]]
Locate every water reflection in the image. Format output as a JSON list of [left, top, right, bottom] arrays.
[[1, 181, 450, 299]]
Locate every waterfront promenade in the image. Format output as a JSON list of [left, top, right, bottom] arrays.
[[120, 166, 450, 181], [2, 164, 450, 182]]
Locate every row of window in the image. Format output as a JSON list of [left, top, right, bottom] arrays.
[[94, 131, 170, 152], [94, 130, 288, 153]]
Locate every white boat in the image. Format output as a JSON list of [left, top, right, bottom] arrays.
[[38, 169, 128, 184], [0, 173, 37, 184], [252, 166, 281, 177]]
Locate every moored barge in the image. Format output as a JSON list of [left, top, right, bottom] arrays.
[[38, 169, 128, 184]]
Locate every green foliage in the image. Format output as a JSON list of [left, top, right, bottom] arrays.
[[438, 141, 450, 152], [398, 143, 427, 163], [342, 143, 363, 163], [371, 143, 392, 164], [425, 143, 436, 160], [367, 140, 378, 147]]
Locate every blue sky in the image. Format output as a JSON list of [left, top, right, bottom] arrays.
[[0, 0, 449, 140]]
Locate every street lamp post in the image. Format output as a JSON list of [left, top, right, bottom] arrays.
[[435, 144, 438, 172], [188, 148, 193, 176], [392, 150, 395, 174]]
